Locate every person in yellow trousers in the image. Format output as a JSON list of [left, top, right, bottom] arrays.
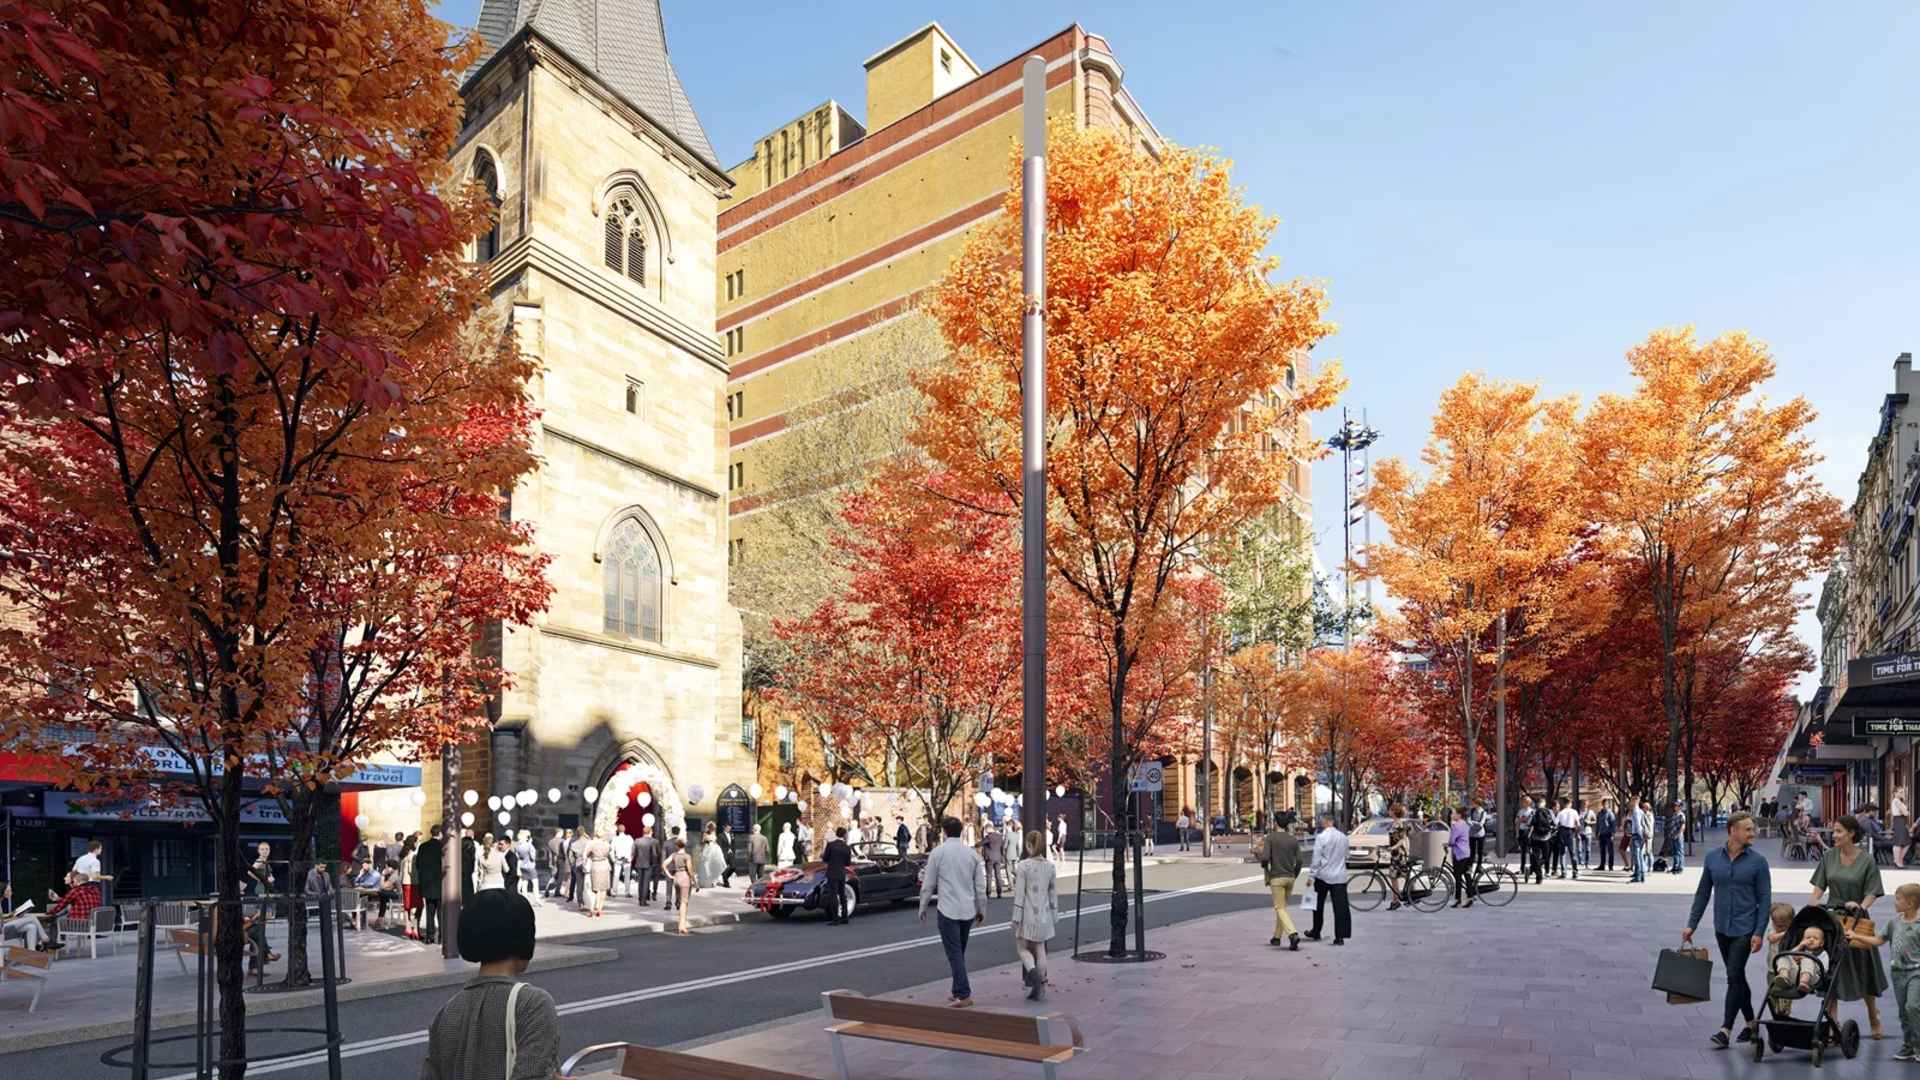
[[1254, 815, 1305, 951]]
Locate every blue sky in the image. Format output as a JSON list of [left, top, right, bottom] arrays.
[[436, 2, 1920, 688]]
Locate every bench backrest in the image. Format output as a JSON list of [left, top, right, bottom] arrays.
[[612, 1045, 811, 1080], [821, 990, 1082, 1048], [4, 946, 51, 975], [169, 928, 207, 953]]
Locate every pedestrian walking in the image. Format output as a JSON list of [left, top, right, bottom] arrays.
[[1177, 808, 1192, 852], [1515, 797, 1538, 879], [1811, 814, 1889, 1039], [500, 837, 520, 898], [714, 823, 735, 889], [919, 817, 988, 1007], [543, 828, 566, 898], [1053, 814, 1068, 862], [1555, 798, 1580, 880], [1894, 792, 1912, 870], [980, 824, 1008, 897], [747, 824, 771, 883], [1527, 799, 1555, 884], [664, 839, 694, 934], [474, 835, 506, 892], [1845, 881, 1920, 1061], [822, 827, 854, 925], [399, 835, 420, 939], [515, 831, 539, 904], [1578, 799, 1595, 867], [1254, 817, 1304, 948], [664, 827, 684, 910], [1303, 815, 1351, 946], [1594, 798, 1618, 872], [1466, 801, 1489, 879], [1012, 830, 1058, 999], [895, 816, 912, 858], [611, 823, 633, 899], [1666, 801, 1687, 874], [416, 825, 444, 944], [568, 828, 590, 907], [420, 888, 557, 1080], [1682, 811, 1769, 1050], [1448, 807, 1474, 908]]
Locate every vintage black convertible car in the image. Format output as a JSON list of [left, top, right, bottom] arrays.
[[742, 842, 926, 920]]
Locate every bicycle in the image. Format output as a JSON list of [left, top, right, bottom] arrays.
[[1425, 857, 1522, 908], [1350, 854, 1452, 912]]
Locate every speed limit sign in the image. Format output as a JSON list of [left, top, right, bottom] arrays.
[[1128, 762, 1164, 793]]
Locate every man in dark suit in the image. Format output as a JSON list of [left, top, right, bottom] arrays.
[[414, 824, 444, 944], [715, 824, 736, 888], [894, 816, 912, 856], [822, 827, 854, 925], [632, 827, 658, 906]]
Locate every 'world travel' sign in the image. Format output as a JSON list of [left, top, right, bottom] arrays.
[[42, 791, 289, 824]]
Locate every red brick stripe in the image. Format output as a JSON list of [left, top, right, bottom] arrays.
[[729, 414, 787, 447], [719, 50, 1075, 251], [727, 289, 929, 383], [718, 193, 1004, 332]]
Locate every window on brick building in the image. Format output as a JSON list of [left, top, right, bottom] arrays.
[[740, 710, 757, 750], [778, 720, 795, 766]]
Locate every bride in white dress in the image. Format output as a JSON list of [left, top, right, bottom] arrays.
[[697, 823, 727, 887], [777, 822, 797, 868]]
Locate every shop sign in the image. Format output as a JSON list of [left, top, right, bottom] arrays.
[[714, 783, 754, 835], [57, 744, 417, 788], [42, 791, 288, 824], [1853, 652, 1920, 686], [1855, 717, 1920, 738]]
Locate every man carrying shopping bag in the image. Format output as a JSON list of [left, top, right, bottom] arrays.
[[1681, 812, 1771, 1050]]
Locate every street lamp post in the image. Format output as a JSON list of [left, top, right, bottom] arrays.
[[1326, 409, 1379, 825], [1018, 55, 1050, 834], [1201, 654, 1213, 858]]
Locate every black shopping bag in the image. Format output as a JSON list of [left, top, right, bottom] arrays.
[[1653, 946, 1713, 1004]]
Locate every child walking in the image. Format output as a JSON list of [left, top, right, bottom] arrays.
[[1849, 881, 1920, 1062]]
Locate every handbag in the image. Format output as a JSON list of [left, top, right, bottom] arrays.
[[1653, 945, 1713, 1004], [502, 981, 525, 1077], [1836, 912, 1876, 948]]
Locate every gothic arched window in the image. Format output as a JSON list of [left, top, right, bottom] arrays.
[[474, 154, 501, 262], [602, 188, 649, 286], [602, 518, 662, 642]]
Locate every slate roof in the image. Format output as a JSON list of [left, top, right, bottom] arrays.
[[468, 0, 720, 172]]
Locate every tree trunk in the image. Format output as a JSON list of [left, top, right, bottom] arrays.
[[215, 766, 248, 1080], [1107, 632, 1132, 958], [279, 792, 319, 989], [1657, 559, 1683, 815], [1461, 634, 1477, 805]]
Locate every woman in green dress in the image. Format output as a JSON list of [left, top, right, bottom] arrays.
[[1810, 814, 1888, 1038]]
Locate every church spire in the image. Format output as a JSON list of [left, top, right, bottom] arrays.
[[469, 0, 719, 171]]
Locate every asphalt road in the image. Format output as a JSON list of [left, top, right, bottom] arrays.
[[2, 858, 1268, 1080]]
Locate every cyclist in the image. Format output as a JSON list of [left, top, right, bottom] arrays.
[[1384, 804, 1415, 911]]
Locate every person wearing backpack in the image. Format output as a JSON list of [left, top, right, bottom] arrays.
[[421, 888, 557, 1079]]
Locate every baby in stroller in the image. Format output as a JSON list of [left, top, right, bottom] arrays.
[[1753, 904, 1861, 1065], [1769, 925, 1827, 996]]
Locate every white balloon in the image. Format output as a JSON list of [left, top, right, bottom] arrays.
[[798, 801, 809, 813], [409, 790, 427, 808], [517, 791, 534, 807], [834, 783, 851, 802], [583, 785, 599, 804], [1055, 785, 1067, 798], [547, 787, 562, 803], [462, 789, 479, 807], [839, 801, 853, 817], [460, 811, 475, 828], [642, 812, 656, 827], [486, 795, 501, 811], [749, 782, 764, 800], [615, 794, 629, 809], [353, 814, 369, 829], [973, 792, 991, 808], [774, 784, 788, 801], [637, 792, 653, 808], [688, 785, 705, 804], [497, 810, 511, 826]]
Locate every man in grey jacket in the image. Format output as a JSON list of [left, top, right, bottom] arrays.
[[747, 824, 771, 883], [632, 827, 659, 906], [1255, 816, 1305, 950]]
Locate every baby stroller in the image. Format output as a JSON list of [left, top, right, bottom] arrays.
[[1752, 905, 1860, 1065]]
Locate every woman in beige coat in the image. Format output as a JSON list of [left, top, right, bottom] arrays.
[[1011, 830, 1058, 1000]]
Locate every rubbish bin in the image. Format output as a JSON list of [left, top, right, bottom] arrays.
[[1416, 827, 1449, 870]]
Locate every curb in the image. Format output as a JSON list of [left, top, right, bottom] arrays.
[[0, 944, 619, 1056]]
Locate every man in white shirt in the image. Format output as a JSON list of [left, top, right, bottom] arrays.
[[1303, 816, 1351, 945], [847, 819, 864, 848], [611, 823, 635, 898], [1176, 810, 1192, 852], [918, 816, 989, 1007], [72, 840, 104, 882], [1555, 798, 1581, 881]]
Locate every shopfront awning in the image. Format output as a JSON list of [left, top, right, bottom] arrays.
[[1829, 651, 1920, 738]]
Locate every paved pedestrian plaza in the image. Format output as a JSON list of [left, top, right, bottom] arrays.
[[648, 839, 1912, 1080]]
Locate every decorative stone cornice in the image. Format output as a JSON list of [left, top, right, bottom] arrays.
[[539, 622, 720, 669], [543, 424, 722, 503]]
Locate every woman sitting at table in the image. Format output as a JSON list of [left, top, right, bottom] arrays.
[[375, 860, 402, 928], [2, 880, 48, 951]]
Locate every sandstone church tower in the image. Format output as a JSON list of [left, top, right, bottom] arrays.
[[443, 0, 746, 836]]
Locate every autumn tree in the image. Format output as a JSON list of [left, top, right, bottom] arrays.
[[0, 2, 497, 1072], [772, 471, 1098, 827], [1581, 328, 1846, 814], [1284, 641, 1412, 825], [919, 124, 1341, 955], [1366, 376, 1585, 815], [1, 0, 476, 404]]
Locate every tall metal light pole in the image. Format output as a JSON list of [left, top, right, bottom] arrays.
[[1019, 56, 1049, 831], [1200, 654, 1213, 857], [1326, 410, 1379, 825]]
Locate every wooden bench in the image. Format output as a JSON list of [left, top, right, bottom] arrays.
[[559, 1042, 815, 1079], [820, 989, 1084, 1080], [2, 946, 52, 1012]]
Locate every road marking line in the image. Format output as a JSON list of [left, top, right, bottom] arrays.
[[163, 872, 1264, 1078]]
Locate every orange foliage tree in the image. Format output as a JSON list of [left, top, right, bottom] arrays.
[[1366, 376, 1586, 816], [1581, 329, 1846, 813], [918, 124, 1341, 954], [1284, 642, 1418, 825]]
